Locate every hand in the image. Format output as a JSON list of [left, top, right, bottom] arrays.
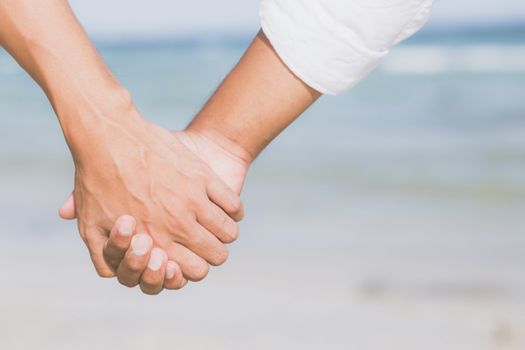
[[103, 214, 187, 294], [61, 127, 251, 292], [63, 104, 244, 282]]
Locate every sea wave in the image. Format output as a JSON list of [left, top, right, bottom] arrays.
[[380, 44, 525, 75]]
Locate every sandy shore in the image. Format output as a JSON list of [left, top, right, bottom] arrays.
[[0, 171, 524, 350]]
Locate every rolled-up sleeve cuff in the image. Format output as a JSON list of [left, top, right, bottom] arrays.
[[260, 1, 388, 96]]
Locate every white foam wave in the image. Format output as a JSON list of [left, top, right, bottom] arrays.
[[381, 44, 525, 74]]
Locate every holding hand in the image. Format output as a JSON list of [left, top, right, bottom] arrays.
[[103, 215, 186, 295], [66, 105, 244, 281], [61, 127, 251, 293]]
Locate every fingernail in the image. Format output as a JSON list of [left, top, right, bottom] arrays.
[[165, 261, 177, 279], [148, 248, 165, 271], [131, 234, 152, 257], [118, 216, 134, 236]]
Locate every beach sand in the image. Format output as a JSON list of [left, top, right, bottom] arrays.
[[0, 165, 524, 350]]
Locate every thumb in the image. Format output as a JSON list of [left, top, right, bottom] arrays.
[[59, 193, 77, 220]]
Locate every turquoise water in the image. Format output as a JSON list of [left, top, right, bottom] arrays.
[[1, 31, 524, 199], [0, 27, 524, 349]]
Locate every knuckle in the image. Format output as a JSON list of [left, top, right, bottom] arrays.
[[103, 246, 119, 262], [171, 279, 189, 290], [187, 231, 207, 249], [228, 196, 243, 215], [110, 235, 130, 251], [178, 218, 194, 233], [219, 215, 239, 243], [166, 281, 184, 290], [194, 164, 211, 179], [209, 245, 229, 266], [221, 236, 235, 244], [224, 223, 240, 243], [92, 253, 115, 278], [200, 204, 217, 222], [186, 262, 209, 282], [95, 268, 115, 278], [85, 232, 100, 248], [167, 211, 192, 232], [117, 275, 138, 288], [128, 261, 146, 274], [104, 259, 120, 273], [166, 210, 182, 227], [219, 213, 230, 228], [140, 272, 159, 287], [103, 247, 125, 265], [189, 197, 210, 216], [140, 283, 163, 296]]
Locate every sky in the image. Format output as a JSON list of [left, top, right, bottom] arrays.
[[69, 0, 525, 39]]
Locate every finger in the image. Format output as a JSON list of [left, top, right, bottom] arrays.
[[59, 193, 76, 220], [139, 248, 168, 295], [116, 233, 153, 288], [164, 243, 209, 282], [178, 223, 229, 266], [103, 215, 136, 272], [197, 203, 239, 243], [164, 260, 187, 290], [207, 178, 244, 222], [85, 228, 115, 278]]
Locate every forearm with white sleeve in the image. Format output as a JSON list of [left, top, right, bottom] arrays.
[[260, 0, 434, 95]]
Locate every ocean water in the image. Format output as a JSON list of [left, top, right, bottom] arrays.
[[0, 28, 524, 349]]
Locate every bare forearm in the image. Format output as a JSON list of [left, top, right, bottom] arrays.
[[0, 0, 131, 148], [187, 31, 321, 164]]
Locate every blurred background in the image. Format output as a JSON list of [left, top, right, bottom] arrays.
[[0, 1, 524, 349]]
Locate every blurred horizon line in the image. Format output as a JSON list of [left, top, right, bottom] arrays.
[[93, 21, 525, 49]]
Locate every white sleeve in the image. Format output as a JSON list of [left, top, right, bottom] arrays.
[[259, 0, 434, 95]]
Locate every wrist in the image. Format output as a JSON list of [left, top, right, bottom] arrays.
[[56, 84, 142, 157], [183, 124, 253, 169]]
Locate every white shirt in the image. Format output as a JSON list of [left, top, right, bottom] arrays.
[[260, 0, 434, 95]]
